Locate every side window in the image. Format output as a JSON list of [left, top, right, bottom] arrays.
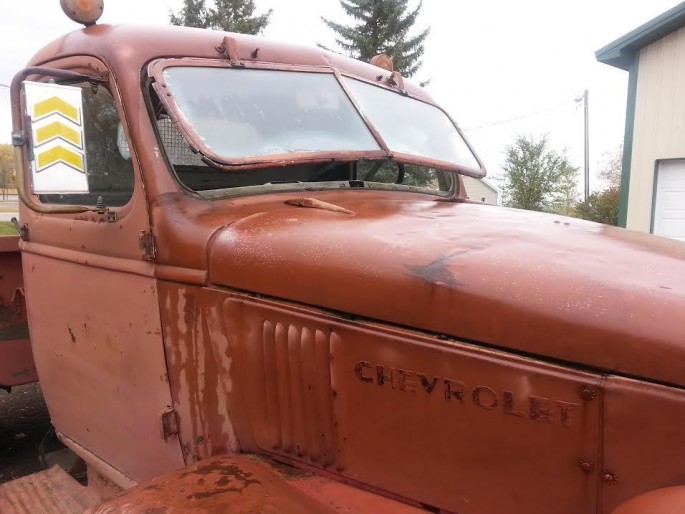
[[40, 84, 135, 207]]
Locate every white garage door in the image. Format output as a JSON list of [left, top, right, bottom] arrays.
[[653, 160, 685, 242]]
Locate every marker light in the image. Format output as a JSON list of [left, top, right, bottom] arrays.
[[370, 54, 394, 73], [60, 0, 104, 26]]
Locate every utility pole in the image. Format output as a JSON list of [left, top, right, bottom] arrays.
[[576, 90, 590, 201], [583, 90, 589, 201]]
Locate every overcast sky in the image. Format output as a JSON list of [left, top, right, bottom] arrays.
[[0, 0, 682, 191]]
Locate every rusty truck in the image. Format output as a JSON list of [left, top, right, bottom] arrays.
[[1, 1, 685, 513]]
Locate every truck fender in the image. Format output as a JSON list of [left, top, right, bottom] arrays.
[[86, 453, 424, 513], [612, 486, 685, 514]]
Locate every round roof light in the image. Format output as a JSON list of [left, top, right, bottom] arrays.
[[370, 54, 394, 72], [60, 0, 104, 26]]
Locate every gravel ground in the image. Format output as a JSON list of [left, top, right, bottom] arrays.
[[0, 383, 53, 484]]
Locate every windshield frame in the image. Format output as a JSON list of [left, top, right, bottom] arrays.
[[147, 58, 486, 178]]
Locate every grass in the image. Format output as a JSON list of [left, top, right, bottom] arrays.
[[0, 221, 18, 236]]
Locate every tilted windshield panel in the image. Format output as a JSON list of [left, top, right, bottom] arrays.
[[342, 77, 480, 170], [162, 67, 381, 159]]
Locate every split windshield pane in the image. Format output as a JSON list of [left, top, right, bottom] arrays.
[[162, 67, 381, 158], [342, 77, 480, 170]]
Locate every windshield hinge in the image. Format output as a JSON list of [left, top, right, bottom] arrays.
[[139, 231, 157, 261], [161, 409, 179, 440], [387, 71, 407, 95], [215, 36, 244, 68]]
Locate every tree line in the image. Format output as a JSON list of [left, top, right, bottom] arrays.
[[170, 0, 430, 78]]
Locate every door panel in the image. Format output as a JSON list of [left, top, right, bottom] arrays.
[[216, 293, 603, 514], [23, 252, 184, 482], [17, 59, 184, 483]]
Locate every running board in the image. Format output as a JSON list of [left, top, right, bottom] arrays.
[[0, 465, 99, 514]]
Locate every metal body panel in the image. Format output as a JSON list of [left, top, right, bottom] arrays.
[[602, 376, 685, 512], [612, 486, 685, 514], [206, 192, 685, 388], [203, 292, 602, 514], [14, 51, 185, 484], [158, 282, 239, 464], [0, 236, 36, 387], [87, 453, 424, 514], [22, 250, 184, 482]]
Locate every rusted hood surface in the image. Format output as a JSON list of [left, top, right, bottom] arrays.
[[208, 195, 685, 387]]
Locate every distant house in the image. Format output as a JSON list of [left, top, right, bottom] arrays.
[[461, 176, 501, 205], [597, 3, 685, 241]]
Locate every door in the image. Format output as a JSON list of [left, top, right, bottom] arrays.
[[17, 59, 184, 483], [653, 160, 685, 241]]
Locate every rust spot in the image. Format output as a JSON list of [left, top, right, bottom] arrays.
[[12, 368, 34, 379], [578, 384, 597, 401], [408, 260, 460, 287]]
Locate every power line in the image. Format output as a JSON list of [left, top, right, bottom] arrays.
[[462, 99, 577, 132], [0, 84, 9, 89]]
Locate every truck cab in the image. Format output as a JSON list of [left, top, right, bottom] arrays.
[[2, 2, 685, 513]]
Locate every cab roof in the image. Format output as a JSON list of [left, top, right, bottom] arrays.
[[28, 23, 433, 102]]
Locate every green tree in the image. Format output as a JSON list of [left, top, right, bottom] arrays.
[[320, 0, 430, 78], [574, 188, 619, 225], [0, 144, 16, 200], [500, 135, 579, 213], [170, 0, 272, 35], [574, 146, 622, 226], [170, 0, 210, 28]]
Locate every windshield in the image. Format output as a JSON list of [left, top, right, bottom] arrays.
[[342, 78, 480, 169], [163, 68, 380, 158], [159, 65, 480, 172]]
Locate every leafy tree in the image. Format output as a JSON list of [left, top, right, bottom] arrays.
[[0, 144, 16, 200], [170, 0, 272, 35], [500, 135, 579, 213], [320, 0, 430, 78], [574, 146, 622, 226], [574, 188, 619, 225]]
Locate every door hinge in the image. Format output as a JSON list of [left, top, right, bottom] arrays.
[[161, 409, 179, 440], [139, 231, 157, 261]]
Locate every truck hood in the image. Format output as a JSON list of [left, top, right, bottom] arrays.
[[208, 193, 685, 387]]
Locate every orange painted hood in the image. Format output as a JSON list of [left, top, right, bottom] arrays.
[[207, 193, 685, 387]]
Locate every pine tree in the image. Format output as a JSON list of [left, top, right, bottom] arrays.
[[170, 0, 272, 35], [321, 0, 430, 78]]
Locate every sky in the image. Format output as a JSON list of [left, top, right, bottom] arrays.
[[0, 0, 682, 193]]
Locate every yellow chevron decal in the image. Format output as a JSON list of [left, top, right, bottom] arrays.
[[35, 121, 82, 148], [36, 145, 84, 172], [33, 97, 80, 124]]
